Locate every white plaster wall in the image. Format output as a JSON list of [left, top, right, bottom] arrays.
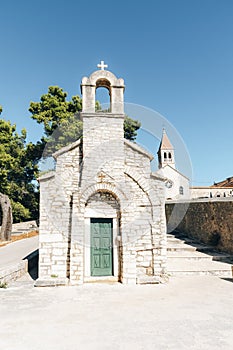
[[191, 187, 233, 199], [157, 166, 190, 200]]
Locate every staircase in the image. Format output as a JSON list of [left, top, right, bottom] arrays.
[[10, 221, 38, 237], [167, 231, 233, 278]]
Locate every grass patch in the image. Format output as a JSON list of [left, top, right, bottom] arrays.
[[0, 230, 39, 248], [0, 281, 8, 289]]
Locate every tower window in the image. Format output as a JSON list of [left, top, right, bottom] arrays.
[[164, 152, 167, 159], [168, 152, 172, 159], [179, 186, 184, 195]]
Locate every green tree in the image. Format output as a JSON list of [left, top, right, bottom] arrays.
[[29, 86, 141, 155], [124, 116, 141, 141], [29, 86, 83, 137], [0, 117, 39, 222]]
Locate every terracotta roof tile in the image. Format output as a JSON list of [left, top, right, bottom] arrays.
[[158, 129, 174, 151], [211, 177, 233, 188]]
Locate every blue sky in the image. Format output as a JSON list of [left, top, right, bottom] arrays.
[[0, 0, 233, 185]]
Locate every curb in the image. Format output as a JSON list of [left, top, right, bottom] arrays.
[[0, 260, 28, 284], [0, 249, 39, 285]]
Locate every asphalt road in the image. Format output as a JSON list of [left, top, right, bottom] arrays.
[[0, 236, 39, 267]]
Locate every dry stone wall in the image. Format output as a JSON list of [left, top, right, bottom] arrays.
[[166, 199, 233, 254]]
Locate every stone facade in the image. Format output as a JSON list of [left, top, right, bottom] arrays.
[[37, 67, 167, 286], [158, 165, 190, 200]]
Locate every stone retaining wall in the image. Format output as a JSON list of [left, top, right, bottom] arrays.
[[166, 199, 233, 254], [0, 248, 39, 285], [0, 261, 28, 284]]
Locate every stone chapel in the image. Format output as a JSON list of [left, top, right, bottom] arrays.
[[36, 63, 167, 286]]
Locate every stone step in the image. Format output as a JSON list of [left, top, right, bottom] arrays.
[[166, 231, 233, 277], [168, 270, 232, 277], [167, 233, 196, 242], [209, 252, 233, 263], [167, 234, 185, 240], [167, 250, 212, 261], [167, 237, 186, 244], [191, 244, 218, 252], [11, 220, 38, 230], [167, 245, 197, 252], [168, 237, 229, 257], [168, 241, 215, 252], [14, 228, 31, 231], [167, 260, 232, 278], [11, 230, 32, 235], [166, 234, 176, 238], [168, 249, 233, 262]]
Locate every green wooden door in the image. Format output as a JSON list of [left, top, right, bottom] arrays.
[[91, 218, 113, 276]]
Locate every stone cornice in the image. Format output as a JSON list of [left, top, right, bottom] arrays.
[[53, 138, 82, 160], [38, 171, 55, 182], [150, 172, 167, 182], [80, 113, 125, 119]]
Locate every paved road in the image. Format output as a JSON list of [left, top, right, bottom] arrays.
[[0, 275, 233, 349], [0, 236, 39, 267]]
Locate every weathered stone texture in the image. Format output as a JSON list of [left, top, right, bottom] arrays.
[[38, 68, 167, 286], [0, 261, 27, 284], [166, 200, 233, 254]]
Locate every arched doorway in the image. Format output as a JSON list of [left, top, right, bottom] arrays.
[[84, 191, 121, 281]]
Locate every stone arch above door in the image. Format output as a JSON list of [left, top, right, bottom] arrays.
[[83, 189, 121, 280], [85, 191, 120, 219], [79, 182, 127, 212]]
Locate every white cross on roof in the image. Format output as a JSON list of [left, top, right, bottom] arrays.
[[97, 60, 108, 70]]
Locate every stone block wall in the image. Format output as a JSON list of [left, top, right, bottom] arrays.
[[166, 199, 233, 254], [38, 125, 167, 284], [38, 66, 167, 286], [82, 113, 125, 184], [38, 141, 83, 281], [0, 261, 28, 284], [124, 141, 152, 176]]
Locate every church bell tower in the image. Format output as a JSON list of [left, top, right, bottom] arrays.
[[80, 61, 125, 183], [157, 129, 176, 169]]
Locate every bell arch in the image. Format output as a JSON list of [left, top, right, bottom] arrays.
[[95, 78, 111, 112], [96, 78, 111, 90], [81, 68, 125, 114]]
